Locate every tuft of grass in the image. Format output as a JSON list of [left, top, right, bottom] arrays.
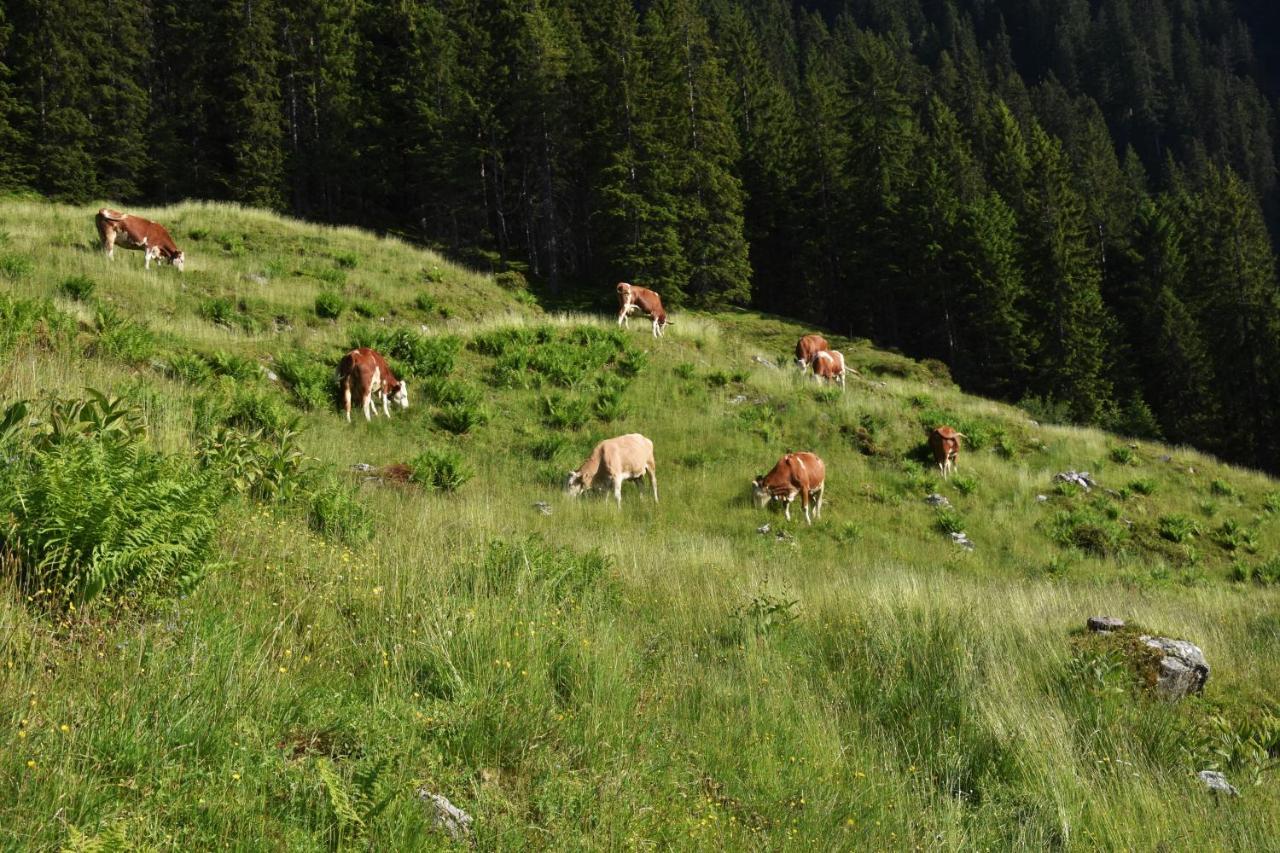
[[59, 274, 97, 301], [0, 251, 33, 279], [541, 393, 590, 430], [1157, 514, 1200, 544], [308, 479, 373, 545], [409, 447, 472, 492], [92, 304, 157, 364], [435, 401, 489, 435], [315, 290, 346, 319]]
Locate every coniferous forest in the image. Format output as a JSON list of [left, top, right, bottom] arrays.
[[4, 0, 1280, 470]]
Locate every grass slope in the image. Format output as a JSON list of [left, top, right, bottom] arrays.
[[1, 199, 1278, 849]]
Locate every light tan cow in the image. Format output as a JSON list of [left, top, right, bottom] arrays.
[[566, 433, 658, 507], [752, 451, 826, 524], [928, 426, 965, 478]]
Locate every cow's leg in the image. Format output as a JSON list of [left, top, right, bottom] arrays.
[[343, 378, 352, 423], [648, 463, 659, 503], [617, 307, 628, 328], [101, 227, 115, 260], [362, 390, 374, 421], [613, 476, 624, 508], [813, 485, 824, 519], [801, 485, 812, 525], [382, 392, 391, 418], [783, 498, 792, 522]]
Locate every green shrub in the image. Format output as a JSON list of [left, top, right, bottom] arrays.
[[207, 350, 258, 381], [196, 422, 309, 502], [414, 293, 440, 315], [332, 250, 360, 269], [308, 480, 373, 545], [435, 401, 489, 434], [1212, 520, 1258, 553], [92, 304, 157, 364], [1264, 492, 1280, 514], [0, 395, 222, 606], [1046, 508, 1127, 556], [274, 350, 333, 411], [935, 508, 966, 535], [1210, 479, 1238, 498], [528, 434, 568, 461], [410, 447, 472, 492], [1157, 514, 1200, 544], [422, 266, 445, 284], [494, 270, 529, 291], [0, 252, 33, 279], [706, 370, 730, 388], [674, 362, 696, 380], [225, 387, 293, 436], [199, 296, 237, 327], [1109, 446, 1135, 465], [168, 351, 215, 385], [471, 326, 539, 357], [0, 295, 75, 352], [351, 299, 379, 318], [315, 290, 346, 319], [592, 387, 627, 422], [421, 377, 481, 407], [951, 474, 978, 496], [59, 274, 97, 301], [1128, 478, 1157, 496], [541, 394, 590, 430]]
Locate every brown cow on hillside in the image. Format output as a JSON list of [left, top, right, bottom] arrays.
[[616, 282, 670, 338], [928, 426, 965, 478], [337, 347, 409, 422], [96, 208, 185, 271], [794, 334, 830, 372], [752, 451, 826, 524], [812, 349, 849, 389], [566, 433, 658, 507]]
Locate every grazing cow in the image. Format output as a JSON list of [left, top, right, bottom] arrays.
[[812, 349, 849, 389], [565, 433, 658, 507], [794, 334, 830, 372], [616, 282, 670, 338], [337, 347, 409, 422], [928, 426, 965, 478], [95, 208, 185, 271], [752, 451, 826, 524]]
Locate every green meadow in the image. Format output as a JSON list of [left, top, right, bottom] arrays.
[[1, 200, 1278, 849]]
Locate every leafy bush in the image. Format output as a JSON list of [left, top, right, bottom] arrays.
[[541, 393, 590, 430], [1157, 514, 1200, 544], [199, 296, 237, 327], [308, 480, 373, 545], [349, 326, 459, 378], [0, 394, 222, 606], [435, 401, 488, 434], [494, 270, 529, 291], [470, 326, 539, 357], [351, 299, 379, 318], [951, 473, 978, 496], [1046, 508, 1127, 556], [528, 434, 568, 461], [420, 377, 481, 407], [935, 508, 966, 535], [410, 447, 472, 492], [274, 350, 333, 411], [734, 586, 801, 639], [315, 290, 346, 319], [1128, 478, 1157, 496], [93, 304, 157, 364], [674, 362, 697, 380], [414, 293, 440, 314], [197, 422, 309, 502], [59, 274, 97, 301], [593, 387, 627, 422], [168, 351, 215, 385], [1018, 394, 1073, 425], [332, 250, 360, 269], [207, 350, 259, 381], [1109, 446, 1136, 465], [225, 387, 294, 436], [1212, 520, 1258, 553], [1264, 492, 1280, 514], [706, 370, 731, 388], [0, 252, 33, 279], [1210, 479, 1238, 498], [0, 295, 75, 352]]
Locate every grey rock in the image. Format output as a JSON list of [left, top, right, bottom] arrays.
[[1197, 770, 1239, 797], [417, 789, 473, 841], [350, 463, 376, 473], [263, 369, 279, 382], [1087, 616, 1125, 633], [1140, 635, 1210, 699], [1035, 494, 1048, 503], [1054, 470, 1098, 491], [1159, 454, 1172, 463], [949, 531, 975, 551], [729, 394, 748, 405], [244, 273, 268, 285], [751, 355, 778, 369], [757, 524, 771, 535], [419, 324, 431, 334], [533, 501, 552, 516], [925, 493, 952, 509]]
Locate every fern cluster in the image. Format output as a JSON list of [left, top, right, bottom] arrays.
[[0, 394, 222, 607]]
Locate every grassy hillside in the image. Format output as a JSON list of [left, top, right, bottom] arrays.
[[1, 199, 1278, 849]]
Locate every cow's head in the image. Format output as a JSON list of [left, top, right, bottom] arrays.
[[565, 471, 585, 497], [391, 381, 409, 410], [751, 476, 771, 508], [169, 249, 185, 272]]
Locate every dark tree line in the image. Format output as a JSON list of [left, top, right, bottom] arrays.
[[3, 0, 1280, 469]]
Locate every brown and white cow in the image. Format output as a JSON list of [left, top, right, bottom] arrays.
[[337, 347, 409, 422], [812, 349, 849, 389], [565, 433, 658, 507], [794, 334, 830, 372], [752, 451, 826, 524], [95, 208, 185, 271], [928, 426, 965, 478], [616, 282, 670, 338]]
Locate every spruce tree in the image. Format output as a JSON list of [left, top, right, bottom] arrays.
[[220, 0, 285, 209], [0, 3, 30, 191]]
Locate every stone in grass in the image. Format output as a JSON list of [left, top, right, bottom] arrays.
[[949, 531, 975, 551], [533, 501, 552, 515], [925, 493, 952, 509], [1140, 635, 1210, 699], [1087, 616, 1125, 633], [417, 788, 473, 841], [1197, 770, 1239, 797]]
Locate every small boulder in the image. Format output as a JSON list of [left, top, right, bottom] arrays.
[[533, 501, 552, 516], [1054, 471, 1098, 491], [350, 462, 376, 473], [1140, 635, 1210, 698], [729, 394, 748, 405], [1197, 770, 1239, 797], [751, 355, 778, 369], [1087, 616, 1125, 633], [949, 531, 975, 551], [757, 523, 770, 535], [1035, 494, 1048, 503], [925, 493, 952, 509], [417, 789, 473, 841]]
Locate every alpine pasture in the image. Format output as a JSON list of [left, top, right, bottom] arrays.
[[1, 200, 1278, 849]]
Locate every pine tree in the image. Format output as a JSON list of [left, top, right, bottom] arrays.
[[0, 3, 31, 191], [220, 0, 285, 209]]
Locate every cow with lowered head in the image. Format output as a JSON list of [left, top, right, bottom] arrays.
[[566, 433, 658, 507], [752, 451, 826, 525], [95, 208, 185, 271], [337, 347, 409, 422], [616, 282, 670, 338]]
